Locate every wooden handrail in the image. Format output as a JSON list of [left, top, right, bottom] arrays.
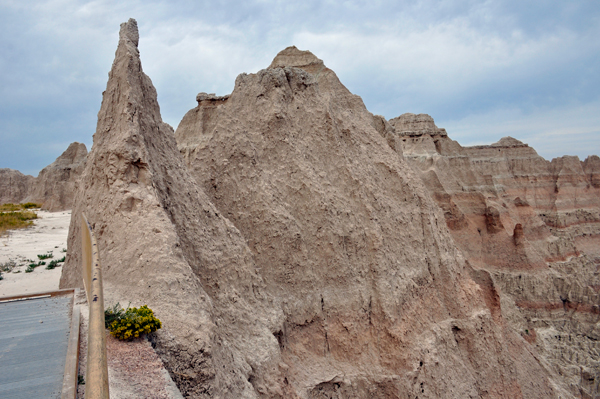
[[81, 213, 109, 399]]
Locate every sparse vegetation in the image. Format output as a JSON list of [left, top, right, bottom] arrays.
[[0, 203, 41, 236], [0, 208, 38, 236], [26, 261, 46, 273], [45, 259, 60, 270], [0, 203, 41, 212], [45, 255, 65, 270], [0, 260, 17, 273], [0, 260, 17, 280], [105, 303, 162, 341], [21, 202, 42, 209], [37, 252, 53, 260]]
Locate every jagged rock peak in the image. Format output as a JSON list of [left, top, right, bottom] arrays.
[[388, 112, 448, 137], [120, 18, 139, 47], [52, 142, 87, 167], [268, 46, 326, 75]]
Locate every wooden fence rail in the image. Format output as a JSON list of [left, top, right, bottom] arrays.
[[81, 213, 109, 399]]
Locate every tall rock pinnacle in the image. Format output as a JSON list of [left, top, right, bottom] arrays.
[[61, 19, 282, 398]]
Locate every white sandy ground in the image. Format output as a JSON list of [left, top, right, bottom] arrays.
[[0, 210, 183, 398], [0, 210, 70, 297]]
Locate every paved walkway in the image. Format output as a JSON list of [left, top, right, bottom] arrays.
[[0, 294, 73, 399]]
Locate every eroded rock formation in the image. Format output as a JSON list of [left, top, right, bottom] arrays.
[[54, 19, 600, 398], [0, 168, 34, 204], [25, 142, 87, 211], [0, 142, 87, 210], [60, 19, 282, 398], [390, 113, 600, 398], [174, 46, 571, 397]]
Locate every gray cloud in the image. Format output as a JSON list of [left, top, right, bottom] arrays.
[[1, 0, 598, 175]]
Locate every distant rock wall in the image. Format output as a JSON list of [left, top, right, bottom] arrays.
[[25, 142, 87, 211], [0, 168, 34, 204], [390, 113, 600, 398], [0, 142, 87, 211]]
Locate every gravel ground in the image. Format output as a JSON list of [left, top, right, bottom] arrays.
[[76, 290, 183, 399]]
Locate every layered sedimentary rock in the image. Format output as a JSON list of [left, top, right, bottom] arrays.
[[0, 168, 34, 204], [390, 113, 600, 397], [24, 142, 87, 211], [175, 47, 569, 397], [60, 20, 281, 398], [0, 142, 87, 210]]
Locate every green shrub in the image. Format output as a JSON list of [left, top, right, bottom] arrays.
[[104, 302, 128, 328], [22, 202, 41, 209], [105, 304, 162, 341], [37, 252, 53, 260], [26, 261, 46, 272], [45, 256, 65, 270], [46, 260, 59, 270]]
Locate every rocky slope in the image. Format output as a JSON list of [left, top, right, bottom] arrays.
[[390, 113, 600, 398], [173, 46, 572, 397], [0, 142, 87, 210], [25, 142, 88, 211], [0, 168, 34, 204]]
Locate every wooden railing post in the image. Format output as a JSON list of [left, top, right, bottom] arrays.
[[81, 213, 109, 399]]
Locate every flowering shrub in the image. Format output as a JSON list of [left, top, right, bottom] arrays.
[[105, 304, 162, 341]]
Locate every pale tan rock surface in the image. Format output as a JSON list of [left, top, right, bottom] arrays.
[[0, 168, 34, 204], [175, 47, 567, 397], [0, 142, 87, 210], [60, 19, 281, 398], [25, 142, 88, 211], [390, 113, 600, 398]]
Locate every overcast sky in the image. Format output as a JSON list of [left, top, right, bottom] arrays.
[[1, 0, 599, 176]]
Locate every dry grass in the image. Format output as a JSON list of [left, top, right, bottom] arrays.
[[0, 203, 41, 236]]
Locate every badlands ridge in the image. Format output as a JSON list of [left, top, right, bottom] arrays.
[[2, 19, 599, 398]]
